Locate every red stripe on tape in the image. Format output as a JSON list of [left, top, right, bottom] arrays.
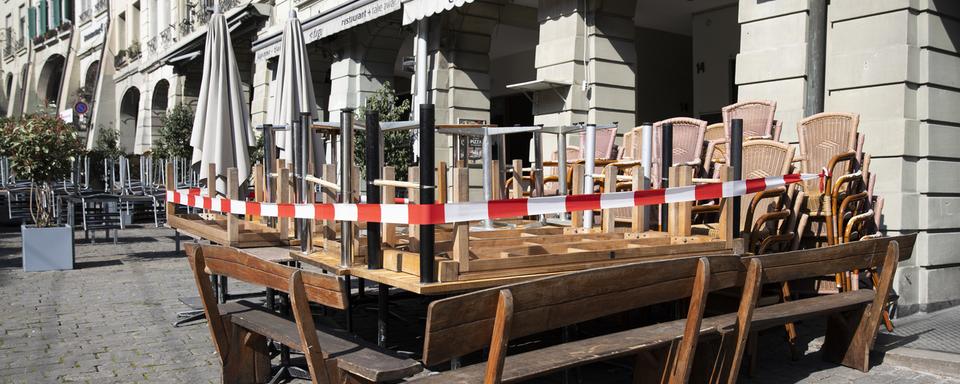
[[566, 193, 602, 213], [635, 188, 666, 206], [745, 178, 766, 194], [489, 198, 529, 219], [695, 183, 722, 201], [277, 204, 295, 218], [315, 204, 334, 220], [408, 204, 445, 225], [245, 202, 261, 217], [357, 204, 381, 223]]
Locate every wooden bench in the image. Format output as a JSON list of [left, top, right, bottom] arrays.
[[741, 234, 915, 373], [185, 244, 421, 383], [410, 254, 762, 384]]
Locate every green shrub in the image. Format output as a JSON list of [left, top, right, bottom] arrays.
[[155, 103, 194, 160], [354, 82, 413, 181], [9, 115, 84, 227]]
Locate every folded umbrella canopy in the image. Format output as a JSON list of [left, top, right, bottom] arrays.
[[272, 10, 319, 165], [190, 7, 255, 195]]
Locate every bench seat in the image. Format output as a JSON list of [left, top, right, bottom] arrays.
[[220, 301, 422, 382], [410, 314, 741, 384], [750, 289, 874, 331]]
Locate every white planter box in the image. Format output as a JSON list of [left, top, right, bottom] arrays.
[[22, 224, 75, 272]]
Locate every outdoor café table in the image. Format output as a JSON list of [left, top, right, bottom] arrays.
[[436, 125, 542, 229]]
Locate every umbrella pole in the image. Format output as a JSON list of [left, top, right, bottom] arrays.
[[299, 113, 313, 255]]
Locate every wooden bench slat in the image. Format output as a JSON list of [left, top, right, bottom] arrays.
[[412, 314, 739, 384], [220, 301, 422, 382], [750, 289, 875, 331]]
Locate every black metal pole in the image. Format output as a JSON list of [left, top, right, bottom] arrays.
[[660, 122, 673, 232], [419, 104, 436, 284], [366, 112, 382, 269], [377, 283, 388, 347], [731, 119, 743, 239]]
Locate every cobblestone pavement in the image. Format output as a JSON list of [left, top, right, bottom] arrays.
[[1, 225, 957, 383], [880, 305, 960, 353]]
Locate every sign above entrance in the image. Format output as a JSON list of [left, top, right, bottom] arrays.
[[253, 0, 401, 62], [401, 0, 475, 25]]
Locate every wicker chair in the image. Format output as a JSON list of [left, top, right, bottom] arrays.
[[649, 118, 707, 189], [722, 100, 777, 141], [794, 112, 861, 247], [702, 123, 726, 176]]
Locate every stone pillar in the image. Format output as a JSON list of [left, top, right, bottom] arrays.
[[533, 0, 637, 131], [427, 4, 496, 125], [826, 0, 960, 314], [735, 0, 812, 142]]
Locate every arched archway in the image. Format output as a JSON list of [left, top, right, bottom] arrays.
[[150, 79, 170, 152], [37, 55, 67, 108], [119, 87, 140, 153], [82, 61, 100, 102]]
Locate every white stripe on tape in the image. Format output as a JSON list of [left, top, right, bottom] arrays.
[[294, 204, 314, 219], [723, 180, 747, 198], [601, 191, 635, 210], [380, 204, 409, 224], [445, 201, 487, 223], [764, 176, 785, 189], [230, 200, 246, 215], [334, 204, 358, 221], [527, 195, 567, 216], [260, 203, 278, 218], [665, 185, 696, 204]]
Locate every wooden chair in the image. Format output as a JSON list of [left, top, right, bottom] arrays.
[[410, 255, 761, 384], [185, 244, 421, 383], [794, 112, 861, 247], [739, 234, 915, 374]]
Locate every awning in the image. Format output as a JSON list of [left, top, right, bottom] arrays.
[[402, 0, 475, 25], [252, 0, 401, 62]]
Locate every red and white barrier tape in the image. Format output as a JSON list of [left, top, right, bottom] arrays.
[[167, 173, 819, 225]]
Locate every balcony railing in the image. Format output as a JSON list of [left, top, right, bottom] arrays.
[[146, 37, 156, 54], [79, 9, 92, 23], [13, 38, 24, 51], [178, 0, 243, 37], [3, 44, 11, 58]]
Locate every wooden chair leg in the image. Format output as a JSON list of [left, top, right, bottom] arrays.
[[781, 282, 801, 361], [872, 272, 895, 332]]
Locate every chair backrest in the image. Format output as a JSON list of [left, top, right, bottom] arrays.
[[722, 100, 776, 140], [653, 117, 707, 165], [742, 140, 794, 179], [421, 255, 744, 366], [704, 123, 725, 142], [577, 127, 618, 160], [747, 234, 914, 285], [189, 244, 347, 309], [797, 112, 860, 176], [646, 118, 707, 188]]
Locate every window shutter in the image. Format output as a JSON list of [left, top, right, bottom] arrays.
[[52, 0, 62, 27], [38, 1, 47, 34], [27, 7, 36, 38]]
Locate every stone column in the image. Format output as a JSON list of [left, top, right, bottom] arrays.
[[826, 0, 960, 314], [736, 0, 812, 142], [427, 4, 496, 125], [533, 0, 637, 131]]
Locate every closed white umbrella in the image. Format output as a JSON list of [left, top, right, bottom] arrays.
[[190, 7, 255, 195], [272, 10, 319, 164]]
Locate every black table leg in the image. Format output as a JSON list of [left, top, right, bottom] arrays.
[[377, 283, 389, 347]]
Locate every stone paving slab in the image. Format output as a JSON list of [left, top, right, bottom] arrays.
[[0, 225, 957, 383]]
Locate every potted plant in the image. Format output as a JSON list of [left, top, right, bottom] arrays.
[[9, 114, 84, 271], [128, 41, 141, 59]]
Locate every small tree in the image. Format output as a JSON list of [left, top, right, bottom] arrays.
[[355, 82, 413, 181], [155, 103, 194, 160], [0, 117, 15, 158], [9, 115, 84, 227]]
